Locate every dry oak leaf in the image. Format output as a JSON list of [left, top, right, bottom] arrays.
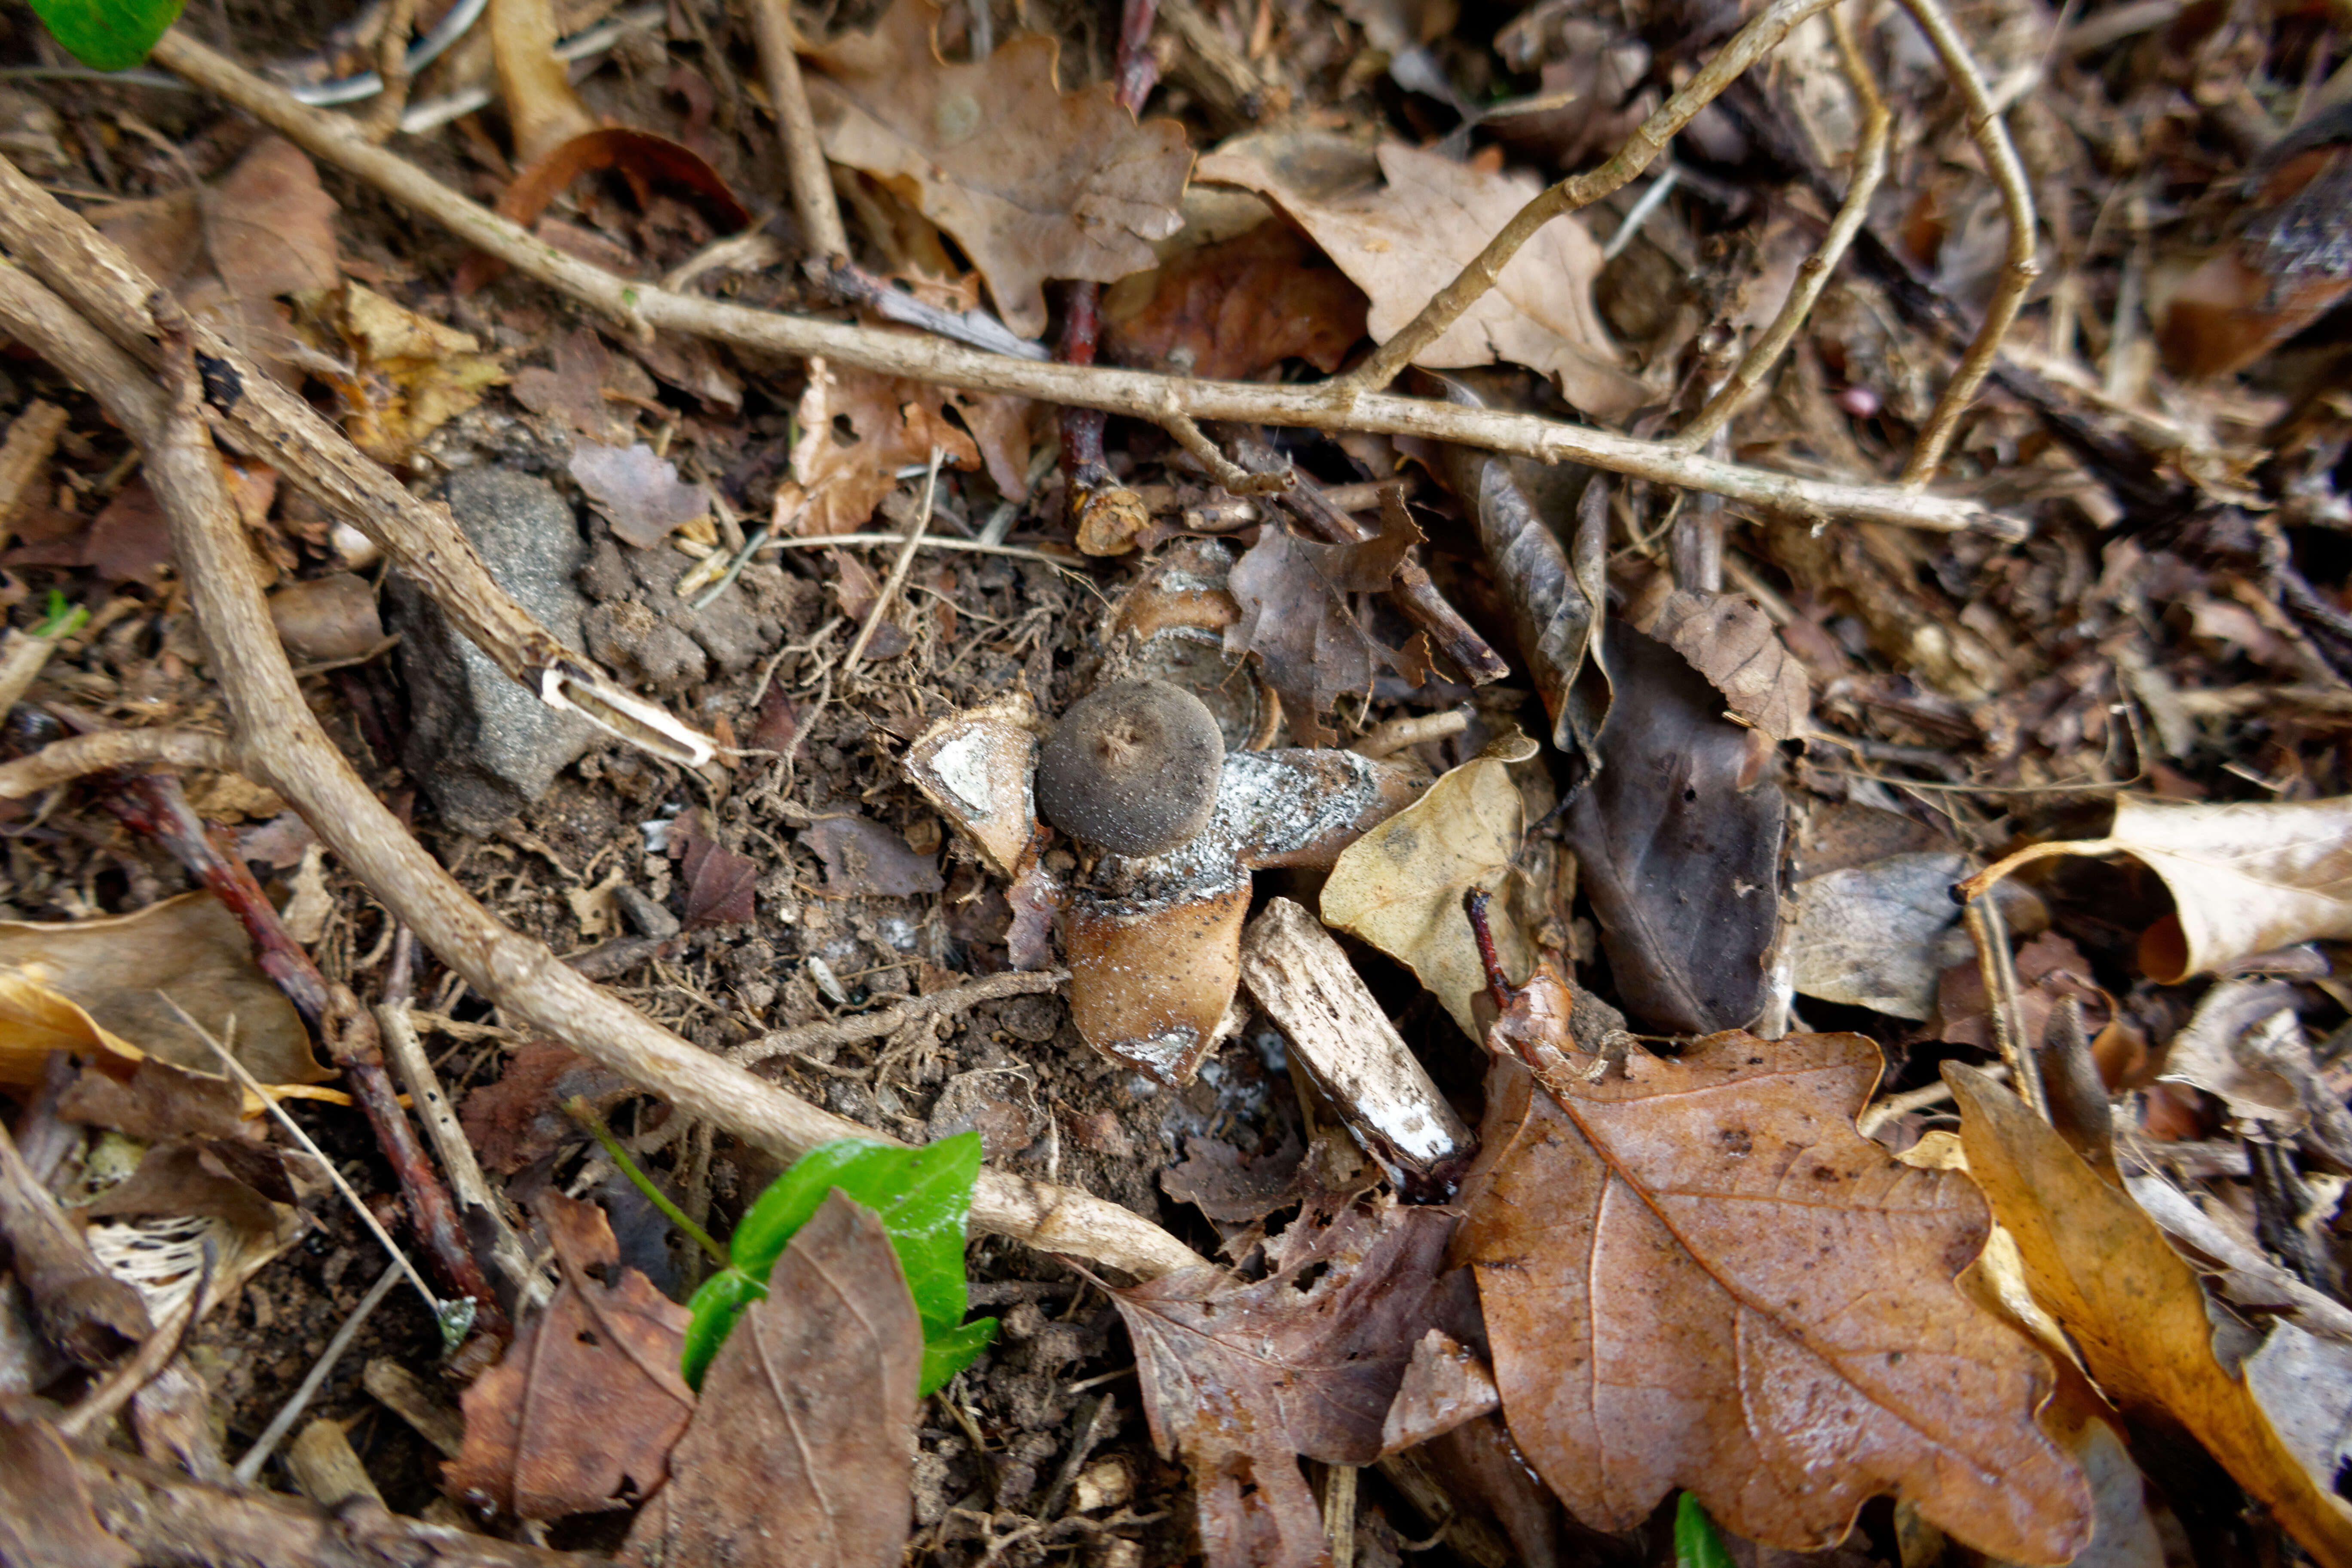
[[1100, 218, 1370, 380], [445, 1193, 695, 1518], [622, 1190, 921, 1568], [1456, 965, 2092, 1562], [1196, 137, 1644, 420], [1949, 1064, 2352, 1568], [296, 282, 506, 461], [1963, 794, 2352, 983], [1112, 1201, 1461, 1568], [800, 0, 1192, 338], [784, 361, 1032, 536]]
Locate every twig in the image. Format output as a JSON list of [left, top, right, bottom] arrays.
[[0, 1117, 152, 1366], [230, 1262, 401, 1485], [377, 929, 552, 1317], [356, 0, 422, 143], [0, 263, 1203, 1282], [1671, 6, 1888, 450], [730, 968, 1069, 1067], [1889, 0, 2040, 485], [1164, 411, 1292, 496], [1960, 893, 2048, 1121], [763, 532, 1082, 566], [1326, 0, 1842, 398], [0, 180, 715, 769], [842, 445, 940, 674], [0, 398, 67, 536], [1351, 709, 1467, 758], [125, 32, 2024, 536], [747, 0, 850, 262], [172, 997, 453, 1329]]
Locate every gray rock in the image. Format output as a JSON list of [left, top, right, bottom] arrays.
[[387, 469, 597, 835], [628, 544, 769, 674], [583, 599, 706, 692]]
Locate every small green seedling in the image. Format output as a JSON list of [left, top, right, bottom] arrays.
[[1674, 1494, 1735, 1568], [28, 0, 187, 71], [681, 1133, 998, 1396], [33, 590, 89, 642]]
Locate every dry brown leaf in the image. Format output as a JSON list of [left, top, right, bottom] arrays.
[[1633, 588, 1811, 742], [670, 814, 759, 929], [1320, 737, 1538, 1040], [1790, 851, 1973, 1021], [512, 327, 633, 443], [785, 361, 1032, 536], [1966, 795, 2352, 983], [296, 282, 506, 461], [1112, 1202, 1462, 1568], [1100, 219, 1369, 380], [1458, 962, 2092, 1561], [804, 814, 945, 898], [1224, 505, 1422, 746], [802, 0, 1193, 338], [491, 0, 599, 166], [1949, 1064, 2352, 1567], [1197, 137, 1643, 419], [445, 1194, 695, 1518], [569, 440, 711, 548], [621, 1190, 921, 1567], [0, 892, 325, 1090], [0, 1409, 135, 1568], [458, 1041, 629, 1175]]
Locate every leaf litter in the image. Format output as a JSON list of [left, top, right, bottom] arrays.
[[18, 0, 2352, 1560]]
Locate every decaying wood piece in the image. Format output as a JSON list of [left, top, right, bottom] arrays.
[[0, 159, 712, 769], [0, 263, 1203, 1284], [1237, 898, 1474, 1195], [129, 31, 2027, 539]]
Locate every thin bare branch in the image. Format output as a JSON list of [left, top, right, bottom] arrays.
[[841, 446, 941, 674], [1671, 6, 1889, 451], [0, 726, 233, 799], [1323, 0, 1841, 399], [747, 0, 851, 261], [1889, 0, 2040, 484], [135, 29, 2025, 539]]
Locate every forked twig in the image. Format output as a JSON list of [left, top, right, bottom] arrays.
[[1671, 5, 1889, 450], [129, 29, 2025, 537]]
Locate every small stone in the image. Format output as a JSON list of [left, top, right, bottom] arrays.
[[385, 469, 597, 836], [583, 599, 706, 692], [613, 884, 680, 939], [927, 1070, 1042, 1158]]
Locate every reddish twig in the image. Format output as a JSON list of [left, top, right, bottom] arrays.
[[1465, 888, 1511, 1013]]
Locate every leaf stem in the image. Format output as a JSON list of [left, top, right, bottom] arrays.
[[565, 1095, 730, 1265]]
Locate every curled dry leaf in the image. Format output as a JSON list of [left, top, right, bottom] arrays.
[[1459, 966, 2092, 1562], [1099, 219, 1369, 380], [1563, 622, 1785, 1034], [568, 441, 711, 549], [1224, 499, 1423, 746], [0, 891, 325, 1091], [1320, 733, 1540, 1040], [1111, 1201, 1462, 1568], [445, 1194, 695, 1519], [784, 362, 1032, 536], [1197, 136, 1644, 419], [1065, 747, 1422, 1082], [1962, 794, 2352, 983], [1948, 1065, 2352, 1567], [802, 0, 1194, 338], [1433, 410, 1610, 768], [2156, 978, 2307, 1128], [621, 1190, 921, 1568], [294, 282, 506, 461], [1632, 588, 1811, 743]]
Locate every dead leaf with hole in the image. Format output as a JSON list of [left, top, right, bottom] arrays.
[[1562, 621, 1785, 1034], [802, 0, 1192, 337], [294, 282, 506, 462], [1100, 219, 1369, 380], [1320, 735, 1539, 1040], [782, 362, 1032, 536], [1197, 137, 1643, 419], [1631, 588, 1811, 742], [0, 892, 325, 1091], [445, 1193, 695, 1518], [622, 1190, 921, 1567], [1949, 1064, 2352, 1566], [1458, 974, 2092, 1562], [1111, 1201, 1462, 1568], [570, 441, 711, 548], [1968, 795, 2352, 983]]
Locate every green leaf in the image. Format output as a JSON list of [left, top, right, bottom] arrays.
[[1674, 1494, 1736, 1568], [918, 1315, 1000, 1398], [682, 1133, 994, 1392], [28, 0, 186, 70]]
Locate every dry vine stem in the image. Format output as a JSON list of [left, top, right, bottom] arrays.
[[1326, 0, 2035, 487], [0, 159, 714, 771], [136, 28, 2024, 538], [0, 266, 1204, 1283]]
